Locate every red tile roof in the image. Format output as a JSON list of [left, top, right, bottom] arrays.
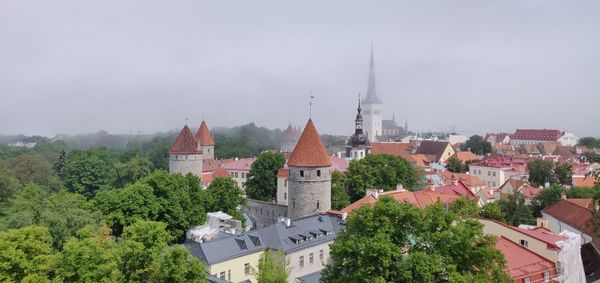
[[433, 180, 478, 200], [480, 219, 565, 250], [277, 168, 288, 178], [287, 119, 332, 167], [438, 172, 485, 188], [221, 157, 256, 171], [371, 142, 411, 156], [511, 129, 564, 141], [195, 121, 215, 146], [542, 199, 593, 236], [450, 151, 481, 163], [281, 124, 301, 142], [572, 176, 598, 188], [495, 236, 556, 280], [212, 166, 231, 178], [341, 189, 461, 214], [169, 125, 201, 154], [520, 186, 541, 198], [473, 155, 529, 172]]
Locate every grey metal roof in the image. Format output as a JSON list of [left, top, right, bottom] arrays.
[[187, 214, 345, 265], [296, 271, 322, 283], [186, 232, 265, 265], [206, 275, 230, 283], [256, 214, 343, 253], [382, 119, 399, 130]]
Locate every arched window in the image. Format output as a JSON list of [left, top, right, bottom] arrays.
[[317, 201, 320, 209], [317, 170, 321, 177]]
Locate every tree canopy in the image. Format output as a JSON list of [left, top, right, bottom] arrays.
[[345, 154, 420, 202], [460, 135, 492, 155], [321, 197, 510, 282], [446, 157, 468, 173], [255, 249, 288, 283], [245, 152, 286, 201]]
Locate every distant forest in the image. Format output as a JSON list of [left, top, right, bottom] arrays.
[[0, 123, 347, 160]]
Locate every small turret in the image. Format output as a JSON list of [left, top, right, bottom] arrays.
[[195, 120, 215, 160]]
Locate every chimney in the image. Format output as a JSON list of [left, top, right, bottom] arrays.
[[544, 181, 550, 188], [342, 212, 348, 221], [396, 183, 404, 191], [427, 179, 435, 191], [560, 193, 566, 200]]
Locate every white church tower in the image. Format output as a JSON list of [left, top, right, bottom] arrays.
[[362, 46, 383, 142]]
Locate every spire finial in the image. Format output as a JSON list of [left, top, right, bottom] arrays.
[[185, 118, 189, 125], [309, 91, 315, 119]]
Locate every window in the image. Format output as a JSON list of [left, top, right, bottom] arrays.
[[320, 250, 324, 261], [557, 261, 563, 273], [285, 180, 287, 187], [317, 170, 321, 177], [293, 202, 295, 208], [317, 201, 320, 209], [519, 240, 528, 247], [309, 253, 314, 264], [300, 170, 304, 177], [235, 172, 239, 178], [241, 172, 245, 178], [524, 278, 530, 283], [487, 171, 491, 176], [543, 272, 550, 282], [227, 270, 231, 281], [219, 271, 225, 279], [492, 172, 496, 177], [245, 263, 250, 275], [299, 256, 304, 268], [284, 193, 287, 200]]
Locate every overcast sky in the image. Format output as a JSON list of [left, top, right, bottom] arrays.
[[1, 0, 599, 137]]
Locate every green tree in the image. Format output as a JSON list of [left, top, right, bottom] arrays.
[[321, 197, 510, 282], [346, 154, 420, 202], [579, 137, 600, 149], [255, 249, 288, 283], [0, 167, 20, 213], [3, 184, 102, 249], [498, 192, 533, 226], [449, 197, 480, 218], [331, 171, 350, 210], [567, 185, 600, 199], [554, 163, 573, 186], [204, 177, 246, 220], [64, 150, 116, 199], [54, 149, 67, 179], [1, 153, 61, 192], [55, 225, 122, 282], [460, 135, 492, 155], [94, 170, 206, 241], [446, 157, 467, 173], [150, 245, 208, 283], [116, 220, 173, 282], [245, 152, 286, 201], [530, 185, 564, 217], [148, 144, 169, 170], [527, 159, 555, 187], [0, 226, 54, 282], [113, 156, 153, 188], [479, 202, 507, 223]]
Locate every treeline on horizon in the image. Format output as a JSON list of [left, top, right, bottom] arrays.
[[0, 122, 347, 159]]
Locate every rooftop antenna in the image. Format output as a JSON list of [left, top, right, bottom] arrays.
[[309, 91, 315, 119]]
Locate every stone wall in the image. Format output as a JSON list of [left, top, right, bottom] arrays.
[[287, 166, 331, 220], [201, 145, 214, 159], [242, 199, 288, 229], [168, 153, 203, 177]]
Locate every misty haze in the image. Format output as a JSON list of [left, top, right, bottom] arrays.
[[1, 1, 600, 283]]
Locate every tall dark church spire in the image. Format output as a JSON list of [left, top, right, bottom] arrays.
[[364, 45, 381, 104], [348, 97, 368, 147], [355, 98, 363, 131]]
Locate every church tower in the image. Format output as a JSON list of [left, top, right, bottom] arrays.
[[195, 120, 215, 160], [169, 125, 203, 177], [346, 98, 371, 160], [287, 119, 332, 220], [362, 46, 383, 142]]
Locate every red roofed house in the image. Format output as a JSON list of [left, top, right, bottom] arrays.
[[449, 151, 481, 164], [415, 140, 455, 163], [484, 133, 511, 145], [510, 129, 564, 147], [201, 166, 231, 187], [195, 120, 215, 160], [221, 157, 256, 190], [276, 168, 289, 205], [497, 179, 540, 203], [169, 125, 203, 177], [495, 236, 557, 283], [341, 188, 461, 214]]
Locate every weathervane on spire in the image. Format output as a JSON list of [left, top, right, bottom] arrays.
[[309, 91, 315, 119]]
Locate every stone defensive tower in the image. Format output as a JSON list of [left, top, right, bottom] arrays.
[[287, 119, 332, 220], [195, 120, 215, 160], [169, 125, 203, 177]]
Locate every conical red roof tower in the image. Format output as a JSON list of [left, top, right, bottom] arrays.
[[288, 119, 331, 167], [195, 120, 215, 146], [170, 125, 201, 154]]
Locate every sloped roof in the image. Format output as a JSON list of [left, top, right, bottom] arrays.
[[282, 124, 301, 142], [195, 121, 215, 146], [432, 180, 478, 200], [480, 218, 565, 249], [416, 140, 450, 161], [371, 142, 411, 157], [573, 176, 598, 188], [450, 151, 481, 163], [542, 199, 593, 235], [495, 236, 555, 280], [288, 119, 331, 167], [170, 125, 201, 154], [511, 129, 564, 141], [341, 189, 461, 214], [212, 166, 231, 178], [381, 119, 398, 130], [277, 168, 288, 178], [186, 232, 265, 265], [438, 171, 485, 188]]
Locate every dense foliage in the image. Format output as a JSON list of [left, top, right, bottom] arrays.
[[527, 160, 573, 187], [446, 157, 468, 173], [245, 152, 286, 201], [255, 249, 288, 283], [321, 197, 510, 282], [331, 171, 351, 210], [579, 137, 600, 149], [460, 135, 492, 155], [345, 154, 421, 202]]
